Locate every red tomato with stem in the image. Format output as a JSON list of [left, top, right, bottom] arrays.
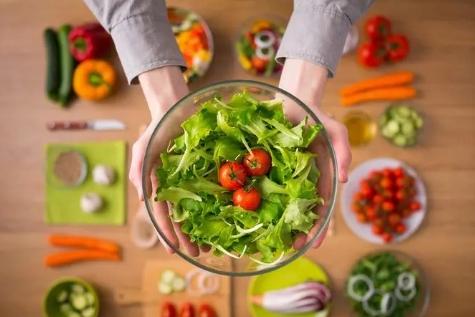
[[386, 34, 410, 62], [218, 162, 247, 190], [233, 187, 261, 211], [243, 148, 271, 176], [365, 15, 392, 40], [358, 41, 387, 68], [162, 302, 177, 317], [180, 303, 195, 317], [198, 304, 216, 317]]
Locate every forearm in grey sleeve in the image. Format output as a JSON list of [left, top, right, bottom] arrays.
[[276, 0, 373, 77], [83, 0, 185, 84]]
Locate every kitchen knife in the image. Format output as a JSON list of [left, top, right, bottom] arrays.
[[47, 119, 126, 131]]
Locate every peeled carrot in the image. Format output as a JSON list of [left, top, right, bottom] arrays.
[[341, 86, 417, 106], [48, 234, 120, 254], [341, 71, 415, 97], [45, 250, 120, 267]]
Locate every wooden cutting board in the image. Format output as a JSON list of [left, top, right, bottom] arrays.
[[115, 258, 232, 317]]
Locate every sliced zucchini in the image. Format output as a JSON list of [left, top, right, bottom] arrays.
[[81, 307, 96, 317], [71, 294, 88, 310], [57, 290, 68, 303], [393, 134, 408, 147]]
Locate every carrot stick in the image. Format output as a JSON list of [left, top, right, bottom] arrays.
[[341, 86, 417, 106], [44, 250, 120, 267], [340, 71, 414, 97], [48, 234, 120, 254]]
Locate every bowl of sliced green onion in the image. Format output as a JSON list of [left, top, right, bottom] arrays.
[[346, 251, 430, 317]]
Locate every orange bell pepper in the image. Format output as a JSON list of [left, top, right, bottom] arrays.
[[73, 59, 116, 101]]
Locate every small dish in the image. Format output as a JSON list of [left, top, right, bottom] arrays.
[[341, 158, 427, 244]]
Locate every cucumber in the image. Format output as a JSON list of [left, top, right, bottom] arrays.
[[67, 312, 81, 317], [44, 28, 61, 101], [57, 24, 74, 106], [71, 284, 85, 294], [71, 294, 88, 310], [57, 290, 68, 303], [85, 292, 95, 306], [81, 307, 96, 317], [60, 303, 73, 313], [379, 104, 424, 147]]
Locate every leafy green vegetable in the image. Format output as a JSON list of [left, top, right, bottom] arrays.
[[156, 91, 324, 262]]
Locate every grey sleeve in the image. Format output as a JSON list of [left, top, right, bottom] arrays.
[[83, 0, 185, 84], [276, 0, 373, 77]]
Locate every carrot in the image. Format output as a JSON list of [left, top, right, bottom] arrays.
[[341, 86, 417, 106], [44, 250, 120, 267], [341, 71, 414, 97], [48, 234, 120, 254]]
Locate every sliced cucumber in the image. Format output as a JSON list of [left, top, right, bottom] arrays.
[[414, 116, 423, 129], [71, 284, 85, 294], [393, 134, 408, 147], [158, 281, 173, 295], [67, 312, 81, 317], [171, 276, 186, 292], [81, 307, 96, 317], [71, 294, 88, 310], [396, 105, 412, 117], [401, 122, 415, 136], [60, 303, 73, 313], [384, 121, 400, 137], [57, 290, 68, 303], [85, 292, 95, 306], [160, 269, 176, 284]]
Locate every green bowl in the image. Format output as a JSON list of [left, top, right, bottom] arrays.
[[43, 277, 99, 317]]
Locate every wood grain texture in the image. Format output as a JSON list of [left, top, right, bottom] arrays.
[[0, 0, 474, 316]]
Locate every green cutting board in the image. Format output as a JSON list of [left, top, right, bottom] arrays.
[[248, 257, 331, 317], [45, 141, 126, 225]]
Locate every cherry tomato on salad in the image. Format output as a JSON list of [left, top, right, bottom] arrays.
[[243, 148, 271, 176], [365, 15, 392, 41], [198, 304, 216, 317], [358, 41, 387, 68], [386, 34, 410, 62], [161, 302, 177, 317], [180, 303, 195, 317], [233, 187, 261, 211], [218, 162, 247, 190]]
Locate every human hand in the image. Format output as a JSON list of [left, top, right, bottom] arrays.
[[279, 59, 352, 249], [128, 66, 200, 256]]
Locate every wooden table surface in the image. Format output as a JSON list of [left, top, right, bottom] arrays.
[[1, 0, 474, 316]]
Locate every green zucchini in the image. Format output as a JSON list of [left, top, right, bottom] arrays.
[[57, 24, 74, 106], [44, 28, 60, 101]]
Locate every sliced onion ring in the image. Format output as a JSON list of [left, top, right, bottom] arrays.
[[380, 292, 396, 315], [347, 274, 374, 302], [395, 286, 417, 302], [255, 47, 275, 60], [254, 30, 276, 48], [397, 272, 416, 291], [198, 273, 220, 295]]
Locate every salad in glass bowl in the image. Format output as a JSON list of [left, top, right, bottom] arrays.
[[143, 81, 337, 276]]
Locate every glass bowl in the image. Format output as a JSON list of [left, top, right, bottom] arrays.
[[142, 80, 337, 276], [346, 250, 430, 317]]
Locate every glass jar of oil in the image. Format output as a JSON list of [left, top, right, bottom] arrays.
[[343, 111, 376, 146]]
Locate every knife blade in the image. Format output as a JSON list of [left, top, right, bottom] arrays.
[[47, 119, 126, 131]]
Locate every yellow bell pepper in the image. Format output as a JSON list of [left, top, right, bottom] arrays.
[[73, 59, 116, 101], [251, 20, 272, 33]]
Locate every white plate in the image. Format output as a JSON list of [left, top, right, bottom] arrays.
[[341, 158, 427, 244]]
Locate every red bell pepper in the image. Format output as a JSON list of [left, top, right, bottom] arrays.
[[68, 23, 112, 62]]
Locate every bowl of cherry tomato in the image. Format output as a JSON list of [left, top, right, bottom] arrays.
[[235, 17, 285, 76], [341, 158, 427, 244]]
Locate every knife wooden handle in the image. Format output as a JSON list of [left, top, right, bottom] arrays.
[[47, 121, 88, 130]]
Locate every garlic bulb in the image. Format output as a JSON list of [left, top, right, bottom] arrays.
[[92, 165, 116, 185], [80, 193, 103, 213]]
